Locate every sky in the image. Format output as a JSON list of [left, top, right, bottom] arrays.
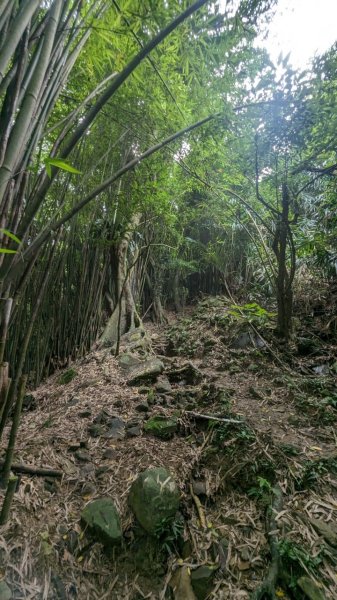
[[263, 0, 337, 69], [220, 0, 337, 70]]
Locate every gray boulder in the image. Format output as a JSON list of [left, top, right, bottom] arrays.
[[128, 467, 180, 534], [127, 358, 164, 385]]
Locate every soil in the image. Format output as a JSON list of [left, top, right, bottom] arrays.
[[0, 295, 336, 599]]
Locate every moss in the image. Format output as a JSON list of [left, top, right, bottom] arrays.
[[57, 368, 77, 385]]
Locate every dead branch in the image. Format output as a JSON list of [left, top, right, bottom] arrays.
[[0, 459, 62, 478]]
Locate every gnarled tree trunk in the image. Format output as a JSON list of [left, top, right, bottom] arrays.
[[100, 216, 141, 346]]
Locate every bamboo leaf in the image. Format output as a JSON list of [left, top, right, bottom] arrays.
[[44, 157, 82, 175], [0, 229, 21, 244], [0, 248, 17, 254]]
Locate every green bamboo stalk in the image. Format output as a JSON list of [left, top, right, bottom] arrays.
[[0, 0, 62, 204], [0, 0, 40, 83], [0, 473, 18, 525]]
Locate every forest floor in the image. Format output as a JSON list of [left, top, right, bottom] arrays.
[[1, 295, 337, 600]]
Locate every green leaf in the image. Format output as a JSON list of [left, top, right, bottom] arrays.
[[0, 248, 17, 254], [44, 157, 82, 175], [0, 228, 21, 244]]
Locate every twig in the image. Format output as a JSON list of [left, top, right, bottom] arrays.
[[185, 411, 242, 424]]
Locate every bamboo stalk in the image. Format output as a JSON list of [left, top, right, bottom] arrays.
[[1, 374, 27, 488], [0, 473, 18, 525]]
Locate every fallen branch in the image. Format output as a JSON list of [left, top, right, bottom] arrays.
[[0, 459, 62, 478], [185, 411, 243, 424], [251, 484, 283, 599]]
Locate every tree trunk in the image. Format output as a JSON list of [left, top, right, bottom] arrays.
[[273, 184, 294, 340], [100, 217, 141, 347]]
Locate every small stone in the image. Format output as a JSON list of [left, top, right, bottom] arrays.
[[135, 401, 149, 413], [192, 480, 207, 497], [191, 565, 217, 600], [102, 448, 114, 459], [81, 482, 97, 497], [240, 547, 251, 562], [155, 377, 172, 394], [80, 463, 95, 477], [79, 409, 92, 418], [93, 410, 110, 424], [126, 425, 142, 437], [0, 581, 11, 600], [138, 386, 150, 395], [81, 498, 122, 546], [104, 417, 125, 440], [87, 423, 104, 438], [75, 450, 90, 462]]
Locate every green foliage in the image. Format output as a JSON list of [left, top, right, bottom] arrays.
[[296, 457, 337, 490], [44, 157, 82, 178], [247, 476, 273, 500], [153, 514, 185, 555], [57, 368, 77, 385], [278, 539, 323, 586], [0, 229, 21, 254], [228, 303, 276, 326]]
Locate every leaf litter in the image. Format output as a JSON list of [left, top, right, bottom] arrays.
[[0, 296, 336, 599]]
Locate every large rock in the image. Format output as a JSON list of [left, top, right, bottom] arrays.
[[81, 498, 122, 546], [144, 415, 178, 439], [127, 358, 164, 385], [128, 467, 180, 534]]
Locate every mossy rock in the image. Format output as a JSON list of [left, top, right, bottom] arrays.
[[297, 576, 326, 600], [128, 467, 180, 535], [81, 498, 122, 546], [57, 368, 77, 385], [144, 415, 178, 439]]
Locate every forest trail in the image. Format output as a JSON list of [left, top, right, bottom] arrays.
[[1, 296, 337, 600]]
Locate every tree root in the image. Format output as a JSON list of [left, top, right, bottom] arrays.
[[251, 484, 283, 600]]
